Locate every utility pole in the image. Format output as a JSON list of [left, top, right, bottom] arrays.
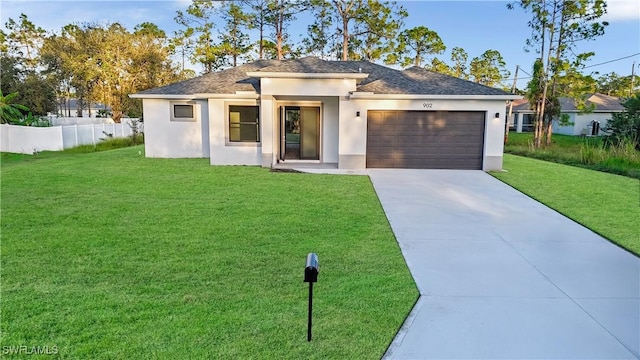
[[631, 62, 636, 97], [505, 65, 519, 144]]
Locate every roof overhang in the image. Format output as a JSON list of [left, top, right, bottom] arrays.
[[246, 71, 369, 80], [348, 93, 523, 101], [129, 93, 259, 100]]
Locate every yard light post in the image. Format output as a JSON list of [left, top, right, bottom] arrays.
[[304, 253, 319, 341]]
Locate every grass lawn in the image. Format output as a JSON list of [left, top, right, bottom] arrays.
[[1, 146, 417, 359], [493, 154, 640, 255], [505, 132, 640, 179]]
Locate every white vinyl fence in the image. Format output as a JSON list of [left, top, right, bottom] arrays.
[[49, 117, 117, 126], [1, 119, 143, 154]]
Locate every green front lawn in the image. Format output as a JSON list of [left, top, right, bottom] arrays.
[[1, 146, 417, 359], [493, 154, 640, 255]]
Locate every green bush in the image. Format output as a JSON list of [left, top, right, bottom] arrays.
[[604, 93, 640, 149]]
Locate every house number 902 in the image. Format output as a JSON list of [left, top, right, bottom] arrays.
[[423, 103, 433, 108]]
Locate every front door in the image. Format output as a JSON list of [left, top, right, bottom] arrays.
[[279, 106, 320, 161]]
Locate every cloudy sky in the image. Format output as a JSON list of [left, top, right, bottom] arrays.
[[1, 0, 639, 88]]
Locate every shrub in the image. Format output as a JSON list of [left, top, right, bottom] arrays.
[[579, 140, 607, 165], [604, 93, 640, 149]]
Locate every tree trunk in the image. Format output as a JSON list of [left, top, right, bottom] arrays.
[[342, 18, 349, 61]]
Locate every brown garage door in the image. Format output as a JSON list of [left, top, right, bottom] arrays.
[[366, 111, 485, 169]]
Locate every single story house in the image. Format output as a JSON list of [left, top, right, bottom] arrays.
[[130, 57, 520, 170], [509, 93, 624, 135], [55, 98, 111, 118]]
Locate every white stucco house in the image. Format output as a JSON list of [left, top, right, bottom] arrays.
[[130, 57, 520, 170], [510, 93, 625, 136]]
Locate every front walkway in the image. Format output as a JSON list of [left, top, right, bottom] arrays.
[[366, 170, 639, 359]]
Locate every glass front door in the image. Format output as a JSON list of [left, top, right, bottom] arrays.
[[280, 106, 319, 161]]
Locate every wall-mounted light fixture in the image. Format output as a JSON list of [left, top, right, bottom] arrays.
[[356, 111, 360, 117], [495, 112, 500, 118]]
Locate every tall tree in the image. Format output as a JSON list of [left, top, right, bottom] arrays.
[[450, 47, 469, 79], [469, 49, 510, 87], [391, 25, 445, 67], [175, 0, 219, 72], [426, 57, 453, 75], [170, 28, 195, 73], [509, 0, 608, 147], [597, 72, 638, 98], [42, 22, 180, 121], [303, 0, 334, 58], [243, 0, 270, 59], [305, 0, 405, 61], [265, 0, 308, 60], [3, 13, 46, 71], [2, 14, 55, 115], [352, 0, 407, 61], [214, 2, 254, 66]]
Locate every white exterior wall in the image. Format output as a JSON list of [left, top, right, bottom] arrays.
[[260, 78, 357, 97], [258, 78, 355, 167], [321, 97, 339, 164], [138, 78, 510, 171], [342, 98, 507, 170], [142, 99, 209, 158], [555, 112, 614, 136], [208, 98, 262, 166], [260, 95, 276, 166]]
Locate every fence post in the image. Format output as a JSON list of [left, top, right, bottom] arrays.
[[92, 123, 96, 145], [74, 124, 79, 147], [59, 126, 64, 150]]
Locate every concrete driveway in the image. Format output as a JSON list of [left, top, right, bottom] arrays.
[[367, 170, 639, 360]]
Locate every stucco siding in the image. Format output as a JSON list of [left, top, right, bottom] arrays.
[[555, 112, 613, 136], [322, 97, 339, 163], [142, 99, 208, 158], [208, 99, 262, 166], [261, 78, 356, 97]]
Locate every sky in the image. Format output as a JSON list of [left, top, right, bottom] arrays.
[[1, 0, 639, 89]]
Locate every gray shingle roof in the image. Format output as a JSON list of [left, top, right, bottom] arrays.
[[254, 56, 357, 73], [135, 57, 514, 96], [512, 93, 625, 112], [136, 60, 278, 95]]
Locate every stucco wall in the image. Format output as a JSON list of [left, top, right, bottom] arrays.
[[260, 78, 356, 97], [143, 99, 209, 158], [208, 98, 262, 166], [321, 97, 339, 164], [555, 112, 613, 136]]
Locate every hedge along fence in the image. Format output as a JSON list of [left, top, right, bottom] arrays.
[[1, 119, 143, 154]]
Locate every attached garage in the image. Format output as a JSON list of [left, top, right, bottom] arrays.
[[366, 110, 485, 169]]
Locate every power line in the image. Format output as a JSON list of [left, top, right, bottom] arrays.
[[519, 68, 532, 77], [503, 53, 640, 82], [583, 52, 640, 69]]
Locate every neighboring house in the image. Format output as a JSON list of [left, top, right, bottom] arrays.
[[54, 98, 111, 118], [510, 93, 624, 135], [130, 57, 520, 170]]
